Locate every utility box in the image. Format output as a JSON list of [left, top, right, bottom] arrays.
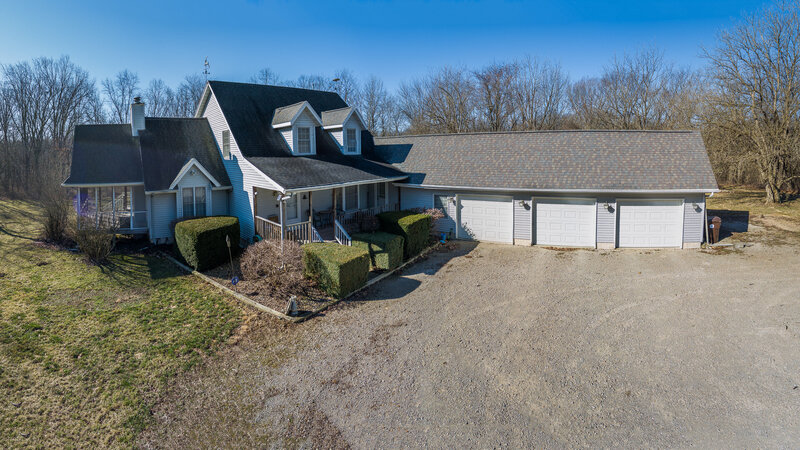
[[709, 216, 722, 243]]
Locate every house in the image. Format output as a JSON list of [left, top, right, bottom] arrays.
[[64, 81, 718, 249]]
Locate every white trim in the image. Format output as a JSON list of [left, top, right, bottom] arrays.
[[396, 183, 720, 194], [169, 158, 222, 190], [284, 176, 408, 194], [212, 186, 233, 191], [62, 182, 144, 188]]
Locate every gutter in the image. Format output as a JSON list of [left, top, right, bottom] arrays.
[[284, 176, 408, 194], [394, 183, 720, 194]]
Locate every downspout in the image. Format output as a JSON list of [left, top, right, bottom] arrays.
[[703, 192, 712, 246]]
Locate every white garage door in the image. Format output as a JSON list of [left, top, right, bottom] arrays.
[[535, 198, 596, 247], [618, 200, 683, 248], [459, 196, 513, 243]]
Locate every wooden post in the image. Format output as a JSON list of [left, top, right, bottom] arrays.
[[279, 196, 285, 240], [333, 188, 337, 222], [308, 191, 313, 227], [95, 187, 99, 228], [357, 185, 361, 210]]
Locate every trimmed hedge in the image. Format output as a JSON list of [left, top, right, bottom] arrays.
[[351, 231, 404, 271], [376, 211, 431, 259], [174, 216, 240, 271], [302, 242, 369, 298]]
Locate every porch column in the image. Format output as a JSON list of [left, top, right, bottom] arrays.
[[279, 196, 285, 240], [308, 191, 313, 226], [374, 183, 378, 209], [357, 185, 361, 209], [95, 187, 99, 228], [333, 188, 337, 222], [112, 187, 116, 224], [454, 194, 460, 239], [342, 187, 346, 211]]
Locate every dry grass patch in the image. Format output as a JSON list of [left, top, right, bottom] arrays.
[[0, 200, 243, 447]]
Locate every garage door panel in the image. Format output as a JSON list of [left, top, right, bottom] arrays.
[[618, 200, 682, 248], [460, 196, 513, 244], [535, 198, 596, 247]]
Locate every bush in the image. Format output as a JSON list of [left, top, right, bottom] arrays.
[[351, 231, 404, 271], [42, 195, 70, 243], [240, 239, 317, 298], [302, 243, 369, 298], [75, 218, 116, 264], [376, 211, 432, 259], [174, 216, 240, 271]]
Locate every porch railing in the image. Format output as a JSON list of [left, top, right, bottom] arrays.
[[256, 216, 324, 244], [255, 215, 282, 241], [334, 219, 351, 246], [82, 210, 148, 233], [337, 202, 399, 227]]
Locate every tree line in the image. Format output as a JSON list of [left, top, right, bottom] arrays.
[[1, 1, 798, 202]]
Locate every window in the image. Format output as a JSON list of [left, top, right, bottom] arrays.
[[434, 195, 450, 216], [182, 187, 207, 217], [346, 128, 357, 153], [222, 130, 230, 159], [297, 127, 311, 154]]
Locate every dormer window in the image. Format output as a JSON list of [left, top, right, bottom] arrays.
[[297, 127, 312, 154], [346, 128, 357, 153], [322, 107, 365, 155], [272, 101, 321, 156]]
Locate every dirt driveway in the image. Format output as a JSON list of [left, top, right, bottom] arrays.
[[142, 240, 800, 448]]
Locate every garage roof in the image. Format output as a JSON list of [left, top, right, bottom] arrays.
[[366, 130, 719, 192]]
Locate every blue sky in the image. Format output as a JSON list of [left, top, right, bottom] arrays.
[[0, 0, 769, 91]]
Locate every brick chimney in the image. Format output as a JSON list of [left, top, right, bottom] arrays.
[[130, 97, 145, 136]]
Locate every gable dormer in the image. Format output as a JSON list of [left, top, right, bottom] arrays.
[[322, 107, 365, 155], [272, 101, 322, 155]]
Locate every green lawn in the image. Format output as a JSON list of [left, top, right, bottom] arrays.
[[0, 200, 243, 447]]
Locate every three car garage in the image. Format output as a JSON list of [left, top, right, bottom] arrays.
[[407, 191, 702, 249]]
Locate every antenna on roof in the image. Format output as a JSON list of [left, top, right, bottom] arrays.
[[203, 57, 211, 81]]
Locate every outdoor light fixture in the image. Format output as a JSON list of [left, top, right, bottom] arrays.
[[519, 200, 528, 207]]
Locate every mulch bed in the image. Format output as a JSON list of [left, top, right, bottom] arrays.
[[202, 257, 333, 315]]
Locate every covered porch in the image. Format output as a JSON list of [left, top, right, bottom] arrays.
[[72, 185, 149, 234], [253, 181, 398, 245]]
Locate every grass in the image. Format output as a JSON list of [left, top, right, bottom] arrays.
[[707, 185, 800, 220], [0, 199, 243, 447]]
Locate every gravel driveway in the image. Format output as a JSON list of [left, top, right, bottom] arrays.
[[142, 241, 800, 448]]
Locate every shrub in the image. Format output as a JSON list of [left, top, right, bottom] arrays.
[[376, 211, 432, 259], [351, 231, 404, 271], [411, 207, 446, 236], [302, 243, 369, 298], [40, 185, 71, 242], [240, 239, 317, 298], [75, 218, 116, 264], [174, 216, 240, 271]]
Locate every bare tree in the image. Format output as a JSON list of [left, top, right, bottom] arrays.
[[359, 75, 389, 133], [424, 66, 477, 133], [514, 57, 569, 130], [291, 74, 331, 91], [249, 67, 281, 85], [703, 1, 800, 202], [474, 62, 518, 131], [43, 56, 96, 151], [102, 69, 139, 123], [174, 74, 206, 117], [398, 78, 429, 134], [331, 69, 360, 105], [144, 79, 176, 117]]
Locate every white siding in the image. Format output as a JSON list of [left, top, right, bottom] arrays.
[[683, 195, 705, 243], [292, 111, 317, 155], [132, 185, 147, 229], [596, 197, 617, 244], [150, 193, 177, 242], [330, 129, 344, 147], [280, 129, 293, 150], [175, 168, 211, 218], [212, 190, 228, 216], [513, 195, 532, 242], [201, 91, 280, 240], [399, 188, 456, 235]]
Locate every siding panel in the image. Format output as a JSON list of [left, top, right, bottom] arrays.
[[683, 195, 705, 243], [202, 92, 279, 240], [150, 193, 176, 242], [212, 190, 228, 216], [596, 197, 617, 244]]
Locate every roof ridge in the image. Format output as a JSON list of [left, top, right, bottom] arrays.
[[274, 100, 307, 111], [209, 79, 340, 96], [374, 129, 698, 139]]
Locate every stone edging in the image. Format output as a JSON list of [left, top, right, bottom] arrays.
[[159, 242, 441, 324]]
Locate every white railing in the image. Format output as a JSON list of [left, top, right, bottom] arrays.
[[255, 215, 282, 241], [337, 202, 399, 227], [285, 221, 314, 243], [83, 210, 148, 232], [334, 219, 351, 246], [311, 226, 324, 243]]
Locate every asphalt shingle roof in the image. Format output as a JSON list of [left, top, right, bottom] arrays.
[[139, 118, 231, 191], [366, 130, 718, 191], [321, 107, 352, 128], [271, 101, 306, 127], [64, 118, 230, 192], [205, 81, 406, 189], [63, 124, 143, 186]]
